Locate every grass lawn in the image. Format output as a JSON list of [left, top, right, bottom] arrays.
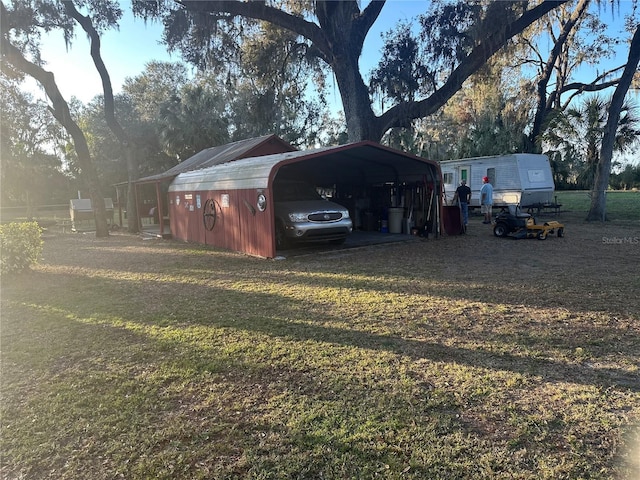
[[1, 209, 639, 479], [554, 190, 640, 223]]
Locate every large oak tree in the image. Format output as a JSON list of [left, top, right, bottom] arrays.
[[135, 0, 569, 143]]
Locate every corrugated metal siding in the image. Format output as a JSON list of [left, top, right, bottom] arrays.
[[137, 135, 296, 183], [169, 150, 322, 193], [236, 189, 275, 257], [167, 151, 315, 257], [169, 188, 275, 258], [168, 191, 200, 243], [169, 155, 280, 192], [255, 137, 298, 157]]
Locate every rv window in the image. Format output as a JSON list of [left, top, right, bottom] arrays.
[[487, 168, 496, 186], [528, 169, 545, 182], [444, 173, 454, 184]]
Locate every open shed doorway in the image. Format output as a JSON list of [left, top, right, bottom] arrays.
[[272, 145, 441, 251], [135, 181, 171, 237]]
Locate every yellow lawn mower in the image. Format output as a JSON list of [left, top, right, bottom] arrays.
[[493, 206, 564, 240]]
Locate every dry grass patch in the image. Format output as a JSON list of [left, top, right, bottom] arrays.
[[2, 213, 639, 479]]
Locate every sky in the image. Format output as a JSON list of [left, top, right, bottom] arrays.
[[31, 1, 426, 105], [29, 8, 173, 103]]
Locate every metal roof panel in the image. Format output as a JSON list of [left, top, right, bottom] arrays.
[[137, 134, 295, 183], [169, 142, 441, 193]]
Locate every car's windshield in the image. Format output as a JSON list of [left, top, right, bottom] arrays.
[[274, 182, 323, 202]]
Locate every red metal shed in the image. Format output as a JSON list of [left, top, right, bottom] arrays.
[[134, 134, 296, 237], [168, 141, 442, 258]]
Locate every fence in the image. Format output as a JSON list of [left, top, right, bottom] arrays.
[[1, 203, 123, 233], [0, 204, 70, 223]]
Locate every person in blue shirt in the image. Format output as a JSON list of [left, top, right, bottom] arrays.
[[480, 176, 493, 224]]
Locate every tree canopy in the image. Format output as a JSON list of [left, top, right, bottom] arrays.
[[0, 77, 72, 209], [133, 0, 573, 142]]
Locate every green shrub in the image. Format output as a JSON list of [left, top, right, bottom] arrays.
[[0, 222, 43, 274]]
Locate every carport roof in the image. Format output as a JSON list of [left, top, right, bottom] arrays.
[[136, 134, 296, 183], [169, 141, 441, 192]]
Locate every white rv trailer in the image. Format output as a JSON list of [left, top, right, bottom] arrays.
[[440, 153, 555, 208]]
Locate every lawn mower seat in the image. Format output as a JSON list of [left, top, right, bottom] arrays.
[[507, 204, 531, 219]]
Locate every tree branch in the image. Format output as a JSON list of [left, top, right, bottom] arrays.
[[178, 0, 332, 57], [530, 0, 590, 146], [557, 65, 626, 108], [1, 36, 87, 157], [351, 0, 385, 54], [560, 78, 622, 106], [62, 1, 129, 146], [378, 0, 569, 133]]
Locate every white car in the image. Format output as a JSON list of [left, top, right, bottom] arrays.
[[273, 180, 353, 249]]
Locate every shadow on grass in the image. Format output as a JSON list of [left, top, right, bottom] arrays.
[[210, 310, 640, 393], [6, 264, 638, 394], [61, 239, 638, 320], [2, 300, 467, 479]]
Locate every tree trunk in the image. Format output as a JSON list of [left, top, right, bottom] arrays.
[[586, 25, 640, 222], [65, 2, 141, 233], [529, 0, 591, 151], [0, 36, 110, 237], [333, 58, 383, 142], [125, 148, 139, 232], [313, 0, 384, 142]]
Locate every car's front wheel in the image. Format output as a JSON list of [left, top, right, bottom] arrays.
[[275, 222, 290, 250]]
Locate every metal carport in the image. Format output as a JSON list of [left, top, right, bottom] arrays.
[[168, 141, 442, 258]]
